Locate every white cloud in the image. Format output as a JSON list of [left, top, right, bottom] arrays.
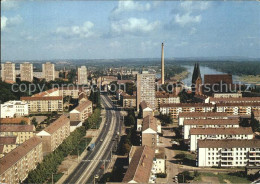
[[111, 18, 160, 35], [56, 21, 94, 38], [180, 1, 210, 12], [109, 41, 121, 48], [189, 27, 197, 35], [112, 0, 151, 15], [175, 13, 201, 26], [1, 15, 22, 30], [1, 0, 19, 11]]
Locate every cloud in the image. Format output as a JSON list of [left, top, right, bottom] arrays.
[[109, 41, 121, 48], [1, 0, 19, 11], [111, 18, 160, 35], [174, 13, 201, 26], [173, 2, 210, 26], [55, 21, 94, 38], [112, 0, 151, 15], [1, 15, 23, 30]]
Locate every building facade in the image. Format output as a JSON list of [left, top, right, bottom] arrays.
[[36, 115, 70, 154], [77, 66, 88, 85], [155, 91, 180, 110], [20, 62, 33, 82], [0, 137, 43, 184], [136, 72, 155, 111], [0, 137, 18, 158], [69, 100, 93, 122], [0, 101, 29, 118], [198, 139, 260, 167], [42, 62, 55, 82], [1, 62, 16, 83], [216, 102, 260, 116], [0, 125, 35, 144], [189, 127, 254, 152]]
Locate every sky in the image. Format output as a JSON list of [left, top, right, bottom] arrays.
[[1, 0, 260, 60]]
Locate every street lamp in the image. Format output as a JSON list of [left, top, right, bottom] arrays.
[[93, 174, 99, 184]]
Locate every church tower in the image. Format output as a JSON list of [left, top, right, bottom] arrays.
[[191, 63, 202, 95]]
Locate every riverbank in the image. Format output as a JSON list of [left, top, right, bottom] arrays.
[[238, 75, 260, 84], [170, 71, 190, 82]]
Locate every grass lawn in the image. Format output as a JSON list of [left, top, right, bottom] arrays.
[[70, 138, 92, 155], [193, 172, 251, 184], [174, 150, 196, 160]]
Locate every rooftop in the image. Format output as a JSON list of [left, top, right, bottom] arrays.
[[21, 96, 63, 101], [160, 103, 214, 108], [32, 88, 59, 97], [142, 115, 157, 132], [204, 74, 232, 85], [0, 125, 35, 132], [73, 100, 92, 112], [43, 115, 70, 134], [179, 112, 230, 118], [0, 136, 42, 175], [210, 97, 260, 103], [216, 102, 260, 107], [184, 119, 240, 125], [0, 137, 17, 145], [123, 146, 155, 183], [0, 117, 30, 124], [190, 127, 253, 135], [198, 139, 260, 148]]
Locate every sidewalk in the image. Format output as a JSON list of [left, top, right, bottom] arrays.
[[56, 109, 107, 184]]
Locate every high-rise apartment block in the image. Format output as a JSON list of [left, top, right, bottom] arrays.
[[136, 72, 155, 111], [20, 62, 33, 82], [42, 62, 55, 82], [78, 66, 88, 85], [1, 62, 16, 83]]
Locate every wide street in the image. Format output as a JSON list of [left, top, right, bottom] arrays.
[[64, 94, 121, 184]]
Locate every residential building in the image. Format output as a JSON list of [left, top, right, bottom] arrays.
[[252, 110, 260, 122], [210, 97, 260, 104], [136, 72, 155, 111], [32, 88, 59, 97], [0, 101, 29, 118], [183, 119, 240, 139], [123, 146, 156, 183], [213, 93, 242, 98], [197, 139, 260, 167], [42, 62, 55, 82], [20, 62, 33, 82], [154, 147, 166, 174], [0, 137, 43, 184], [77, 66, 88, 85], [216, 102, 260, 116], [1, 62, 16, 83], [59, 86, 83, 99], [160, 103, 215, 120], [140, 115, 160, 148], [189, 127, 254, 152], [69, 100, 93, 122], [0, 117, 30, 125], [178, 112, 231, 126], [70, 121, 83, 132], [155, 91, 180, 110], [21, 96, 63, 113], [33, 72, 43, 79], [139, 101, 153, 118], [36, 115, 70, 154], [0, 125, 35, 144], [121, 92, 136, 108], [0, 137, 18, 158]]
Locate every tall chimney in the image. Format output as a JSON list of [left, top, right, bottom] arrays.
[[161, 42, 165, 84]]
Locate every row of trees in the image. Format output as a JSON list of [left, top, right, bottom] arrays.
[[89, 88, 101, 108], [25, 127, 86, 183], [83, 108, 102, 129]]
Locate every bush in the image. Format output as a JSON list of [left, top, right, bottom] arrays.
[[157, 173, 167, 178]]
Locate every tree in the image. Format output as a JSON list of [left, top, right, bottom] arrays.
[[32, 117, 38, 127], [20, 120, 26, 125]]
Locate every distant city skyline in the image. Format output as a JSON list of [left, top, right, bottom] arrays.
[[1, 1, 260, 60]]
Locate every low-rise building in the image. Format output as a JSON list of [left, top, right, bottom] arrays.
[[0, 125, 35, 144], [0, 117, 30, 125], [160, 103, 215, 120], [183, 119, 240, 140], [0, 101, 29, 118], [210, 97, 260, 104], [213, 93, 242, 98], [59, 86, 83, 99], [36, 115, 70, 154], [0, 137, 18, 158], [0, 137, 43, 184], [197, 139, 260, 167], [121, 93, 136, 108], [154, 147, 166, 174], [69, 100, 92, 122], [123, 146, 156, 183], [216, 102, 260, 116], [155, 91, 180, 110], [139, 101, 153, 118], [178, 112, 231, 126], [140, 115, 160, 148], [190, 127, 254, 152]]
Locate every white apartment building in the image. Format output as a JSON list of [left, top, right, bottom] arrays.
[[0, 101, 29, 118], [189, 127, 254, 152], [178, 112, 231, 126], [216, 102, 260, 115], [77, 66, 88, 85], [183, 119, 240, 140], [42, 62, 55, 82], [210, 97, 260, 105], [213, 93, 242, 98], [160, 103, 215, 119], [20, 62, 33, 82], [198, 139, 260, 167], [1, 62, 16, 83]]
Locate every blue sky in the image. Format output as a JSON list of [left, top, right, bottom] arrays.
[[1, 0, 260, 60]]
